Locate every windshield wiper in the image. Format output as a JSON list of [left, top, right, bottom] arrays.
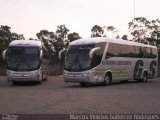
[[75, 55, 82, 69], [23, 58, 31, 69], [65, 54, 83, 71], [15, 57, 31, 70]]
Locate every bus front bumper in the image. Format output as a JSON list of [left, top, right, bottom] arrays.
[[64, 71, 95, 83], [7, 70, 41, 82]]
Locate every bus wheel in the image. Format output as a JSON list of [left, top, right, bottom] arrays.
[[142, 72, 148, 82], [103, 74, 111, 86], [12, 81, 18, 85], [37, 81, 42, 84], [79, 83, 86, 86], [42, 73, 48, 81]]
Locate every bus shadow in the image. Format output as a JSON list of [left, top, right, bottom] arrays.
[[67, 80, 151, 88], [10, 81, 41, 86]]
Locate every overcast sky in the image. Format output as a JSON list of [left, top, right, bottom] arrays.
[[0, 0, 160, 39]]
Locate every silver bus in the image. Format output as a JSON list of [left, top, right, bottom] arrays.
[[59, 37, 158, 86], [3, 40, 48, 84]]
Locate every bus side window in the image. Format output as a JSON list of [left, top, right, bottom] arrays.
[[144, 48, 150, 58], [105, 43, 117, 59], [105, 52, 113, 59], [142, 47, 147, 58], [152, 48, 158, 58], [150, 48, 153, 58], [139, 47, 143, 58], [147, 48, 153, 58], [142, 47, 153, 58]]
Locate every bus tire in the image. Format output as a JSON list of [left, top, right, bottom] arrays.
[[103, 73, 111, 86], [42, 72, 48, 81], [79, 83, 86, 86], [43, 77, 47, 81], [38, 81, 42, 84], [12, 81, 18, 85], [141, 72, 148, 82]]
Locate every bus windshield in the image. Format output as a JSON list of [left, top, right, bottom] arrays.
[[7, 47, 40, 71], [64, 43, 106, 72]]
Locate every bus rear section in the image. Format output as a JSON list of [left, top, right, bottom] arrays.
[[101, 42, 158, 83]]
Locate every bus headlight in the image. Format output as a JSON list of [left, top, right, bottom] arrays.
[[32, 70, 39, 76], [83, 72, 91, 77], [83, 73, 87, 77], [7, 71, 14, 76], [94, 75, 98, 80]]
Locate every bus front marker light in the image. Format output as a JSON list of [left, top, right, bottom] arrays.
[[7, 71, 14, 76]]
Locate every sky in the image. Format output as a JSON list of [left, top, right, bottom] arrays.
[[0, 0, 160, 39]]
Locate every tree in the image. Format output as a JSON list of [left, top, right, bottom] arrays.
[[128, 17, 160, 47], [0, 25, 25, 63], [0, 25, 12, 45], [36, 24, 69, 61], [54, 25, 69, 58], [0, 25, 25, 45], [91, 25, 104, 37], [68, 32, 81, 43], [129, 17, 150, 44], [12, 33, 25, 40], [103, 26, 119, 38], [147, 19, 160, 47], [36, 30, 56, 55], [121, 35, 128, 40], [29, 38, 38, 40], [54, 25, 70, 74]]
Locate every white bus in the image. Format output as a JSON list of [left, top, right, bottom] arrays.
[[60, 37, 158, 86], [2, 40, 48, 84]]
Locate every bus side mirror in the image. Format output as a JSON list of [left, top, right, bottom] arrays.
[[89, 47, 100, 59], [59, 48, 66, 59], [40, 50, 43, 59], [2, 49, 7, 60]]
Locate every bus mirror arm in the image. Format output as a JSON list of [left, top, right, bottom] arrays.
[[59, 48, 66, 59], [40, 50, 43, 59], [89, 47, 101, 59], [2, 49, 7, 60]]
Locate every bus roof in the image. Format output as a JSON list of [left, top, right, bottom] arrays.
[[69, 37, 157, 48], [9, 40, 42, 47]]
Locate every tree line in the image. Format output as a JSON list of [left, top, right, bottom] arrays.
[[91, 17, 160, 47], [0, 17, 160, 63]]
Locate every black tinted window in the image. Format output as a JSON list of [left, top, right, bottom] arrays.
[[105, 43, 157, 59]]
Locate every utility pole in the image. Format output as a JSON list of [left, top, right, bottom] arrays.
[[134, 0, 136, 18]]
